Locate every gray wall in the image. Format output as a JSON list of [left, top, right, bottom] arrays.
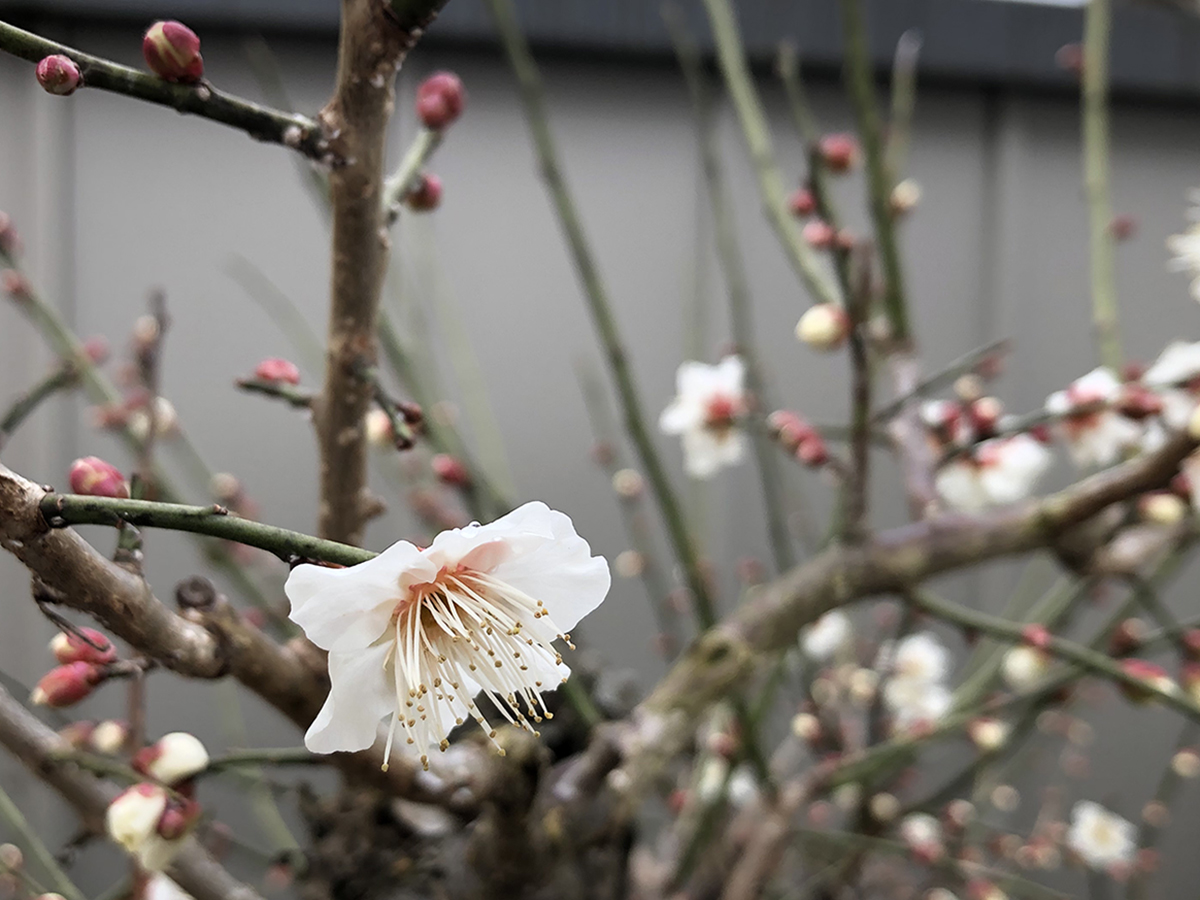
[[2, 18, 1200, 896]]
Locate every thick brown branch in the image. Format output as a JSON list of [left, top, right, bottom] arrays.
[[0, 684, 263, 900], [0, 461, 429, 799]]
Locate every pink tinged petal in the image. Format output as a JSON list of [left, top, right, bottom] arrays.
[[305, 643, 395, 754], [286, 540, 424, 651]]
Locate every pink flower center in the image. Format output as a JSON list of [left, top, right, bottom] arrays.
[[704, 394, 739, 431]]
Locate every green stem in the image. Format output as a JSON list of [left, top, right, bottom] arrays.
[[0, 362, 79, 449], [0, 20, 324, 159], [885, 30, 922, 177], [382, 128, 443, 225], [0, 782, 86, 900], [40, 493, 375, 567], [235, 378, 313, 409], [664, 5, 796, 572], [1083, 0, 1122, 370], [699, 0, 840, 308], [838, 0, 911, 345], [1126, 721, 1200, 900], [485, 0, 718, 628]]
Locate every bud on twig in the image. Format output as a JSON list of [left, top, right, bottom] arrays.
[[818, 133, 859, 173], [416, 71, 466, 130], [430, 454, 471, 487], [787, 187, 816, 217], [252, 357, 301, 385], [142, 21, 204, 84], [133, 732, 209, 785], [406, 173, 443, 212], [35, 55, 82, 96], [68, 456, 129, 498], [795, 304, 850, 351], [31, 662, 103, 707], [50, 627, 118, 665]]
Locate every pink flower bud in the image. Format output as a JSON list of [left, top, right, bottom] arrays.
[[2, 269, 30, 299], [889, 178, 921, 217], [796, 435, 829, 467], [142, 21, 204, 84], [81, 335, 110, 365], [1119, 659, 1176, 704], [0, 212, 19, 257], [1056, 43, 1084, 77], [802, 219, 836, 249], [818, 133, 859, 173], [415, 71, 466, 130], [1020, 624, 1052, 650], [133, 732, 209, 785], [406, 173, 443, 212], [969, 397, 1004, 436], [35, 55, 82, 96], [431, 453, 471, 487], [90, 719, 129, 755], [787, 187, 816, 217], [767, 410, 817, 452], [50, 628, 117, 665], [252, 357, 301, 385], [156, 796, 200, 840], [1139, 491, 1186, 526], [795, 304, 850, 351], [1109, 213, 1137, 242], [30, 662, 103, 708], [68, 456, 129, 498]]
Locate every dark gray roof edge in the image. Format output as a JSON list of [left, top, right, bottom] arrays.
[[3, 0, 1200, 98]]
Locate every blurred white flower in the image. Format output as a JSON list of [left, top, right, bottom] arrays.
[[892, 632, 951, 684], [1142, 340, 1200, 389], [898, 812, 942, 851], [1046, 368, 1141, 468], [884, 678, 952, 731], [935, 434, 1053, 512], [1067, 800, 1136, 870], [801, 610, 851, 661], [286, 501, 611, 769], [1167, 190, 1200, 302], [145, 876, 192, 900], [659, 356, 748, 479], [1002, 645, 1051, 691], [105, 784, 188, 872], [133, 732, 208, 786]]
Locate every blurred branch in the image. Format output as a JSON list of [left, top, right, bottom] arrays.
[[838, 0, 910, 346], [382, 128, 443, 225], [0, 360, 79, 451], [886, 29, 922, 177], [1127, 721, 1200, 899], [699, 0, 841, 307], [0, 684, 266, 900], [0, 20, 327, 160], [870, 337, 1009, 423], [235, 377, 314, 409], [485, 0, 719, 628], [664, 4, 797, 572], [1082, 0, 1123, 370], [0, 782, 85, 900]]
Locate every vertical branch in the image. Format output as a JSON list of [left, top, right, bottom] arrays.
[[885, 30, 922, 177], [314, 0, 442, 545], [699, 0, 841, 308], [664, 5, 797, 572], [844, 251, 873, 541], [838, 0, 911, 347], [484, 0, 718, 627], [1083, 0, 1122, 370]]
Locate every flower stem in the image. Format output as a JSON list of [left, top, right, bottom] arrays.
[[40, 493, 375, 567], [484, 0, 718, 628], [0, 782, 86, 900], [0, 19, 325, 160], [382, 128, 443, 225], [1083, 0, 1123, 370]]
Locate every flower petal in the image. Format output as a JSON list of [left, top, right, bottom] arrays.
[[659, 397, 699, 435], [304, 642, 395, 754], [287, 540, 425, 651]]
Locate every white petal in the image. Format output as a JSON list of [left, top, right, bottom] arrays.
[[712, 355, 746, 395], [659, 397, 700, 435], [681, 428, 725, 479], [286, 540, 426, 651], [304, 642, 395, 754], [935, 461, 988, 512], [1142, 341, 1200, 387]]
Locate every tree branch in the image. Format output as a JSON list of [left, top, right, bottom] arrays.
[[0, 20, 327, 161]]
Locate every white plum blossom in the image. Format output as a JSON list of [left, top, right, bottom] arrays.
[[1142, 340, 1200, 430], [659, 356, 748, 479], [899, 812, 943, 856], [1067, 800, 1136, 871], [935, 434, 1053, 512], [891, 632, 951, 684], [882, 632, 953, 732], [145, 877, 192, 900], [286, 501, 610, 769], [105, 784, 187, 872], [1001, 645, 1050, 691], [1046, 368, 1141, 468], [801, 610, 852, 661], [1167, 190, 1200, 302], [135, 732, 209, 785]]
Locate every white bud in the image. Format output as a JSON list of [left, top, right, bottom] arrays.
[[1001, 646, 1050, 691], [795, 304, 850, 351], [90, 719, 128, 755], [142, 732, 208, 784], [106, 784, 180, 872]]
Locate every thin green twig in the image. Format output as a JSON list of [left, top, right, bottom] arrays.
[[0, 782, 85, 900]]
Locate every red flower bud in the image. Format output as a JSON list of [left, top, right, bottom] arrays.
[[31, 662, 103, 708], [81, 335, 110, 365], [767, 410, 817, 453], [142, 21, 204, 84], [50, 628, 118, 665], [156, 796, 201, 840], [802, 219, 836, 249], [787, 187, 816, 218], [1055, 43, 1084, 77], [252, 357, 301, 385], [35, 55, 82, 96], [796, 435, 829, 467], [406, 173, 443, 212], [1020, 624, 1052, 650], [0, 212, 19, 257], [431, 454, 471, 487], [68, 456, 129, 498], [1109, 214, 1137, 242], [818, 133, 859, 173], [415, 71, 466, 130], [1119, 659, 1175, 705], [2, 269, 30, 299]]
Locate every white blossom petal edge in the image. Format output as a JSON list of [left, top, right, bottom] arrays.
[[1067, 800, 1135, 871], [286, 501, 611, 769], [659, 356, 748, 479]]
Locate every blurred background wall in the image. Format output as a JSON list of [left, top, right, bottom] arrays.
[[2, 0, 1200, 894]]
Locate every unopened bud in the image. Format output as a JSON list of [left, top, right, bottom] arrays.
[[406, 173, 443, 212], [31, 662, 103, 707], [968, 717, 1010, 753], [50, 628, 117, 665], [802, 219, 836, 249], [1119, 659, 1176, 704], [57, 721, 96, 749], [1183, 630, 1200, 661], [90, 719, 128, 755], [416, 71, 466, 130], [0, 843, 22, 871], [614, 549, 644, 578], [68, 456, 129, 498], [1055, 43, 1084, 76], [954, 373, 985, 403], [889, 178, 921, 216], [767, 410, 816, 452], [36, 55, 82, 96], [990, 784, 1020, 813], [81, 335, 110, 365], [133, 732, 209, 786], [142, 21, 204, 84], [868, 792, 900, 823], [969, 397, 1004, 436], [430, 453, 470, 487], [2, 269, 31, 299], [1139, 491, 1187, 526], [795, 303, 850, 351], [899, 812, 943, 863], [1171, 747, 1200, 778], [1020, 624, 1052, 650], [818, 132, 859, 173], [365, 408, 393, 447], [0, 212, 19, 257], [787, 187, 816, 217], [968, 881, 1009, 900], [1002, 645, 1050, 691], [796, 435, 829, 467], [252, 357, 300, 385], [106, 783, 185, 872], [611, 468, 645, 499], [1109, 213, 1137, 242], [791, 712, 821, 743]]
